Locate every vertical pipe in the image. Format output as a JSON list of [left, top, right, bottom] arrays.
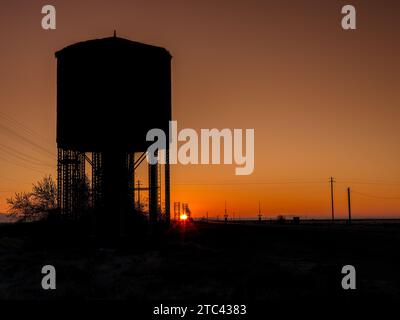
[[128, 153, 135, 209], [165, 139, 171, 225], [159, 162, 162, 214], [57, 148, 62, 213], [63, 150, 69, 215], [132, 153, 135, 208], [149, 158, 158, 225]]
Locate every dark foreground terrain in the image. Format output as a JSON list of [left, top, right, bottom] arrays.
[[0, 220, 400, 305]]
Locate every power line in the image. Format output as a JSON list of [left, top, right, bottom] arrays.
[[0, 154, 49, 175], [0, 174, 19, 182], [352, 191, 400, 200], [0, 143, 53, 168], [337, 181, 400, 186], [173, 178, 400, 187], [173, 181, 327, 186], [0, 111, 53, 147], [0, 123, 55, 159]]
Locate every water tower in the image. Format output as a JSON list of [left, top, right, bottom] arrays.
[[55, 35, 172, 232]]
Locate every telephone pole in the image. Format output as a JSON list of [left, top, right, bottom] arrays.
[[347, 187, 352, 225], [330, 177, 335, 222], [258, 201, 262, 222]]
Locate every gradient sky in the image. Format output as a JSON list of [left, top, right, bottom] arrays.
[[0, 0, 400, 218]]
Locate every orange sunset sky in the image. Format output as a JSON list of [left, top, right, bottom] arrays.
[[0, 0, 400, 219]]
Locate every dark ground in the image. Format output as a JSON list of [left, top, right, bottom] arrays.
[[0, 220, 399, 305]]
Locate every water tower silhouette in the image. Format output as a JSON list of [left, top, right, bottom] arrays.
[[55, 35, 171, 233]]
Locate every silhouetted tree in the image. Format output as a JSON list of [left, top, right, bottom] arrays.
[[7, 175, 57, 222]]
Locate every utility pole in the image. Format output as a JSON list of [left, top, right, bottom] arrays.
[[258, 201, 262, 222], [330, 177, 335, 222], [347, 187, 352, 225]]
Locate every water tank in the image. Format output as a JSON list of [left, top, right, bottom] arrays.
[[55, 36, 172, 152]]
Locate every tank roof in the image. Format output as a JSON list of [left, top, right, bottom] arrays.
[[55, 36, 171, 58]]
